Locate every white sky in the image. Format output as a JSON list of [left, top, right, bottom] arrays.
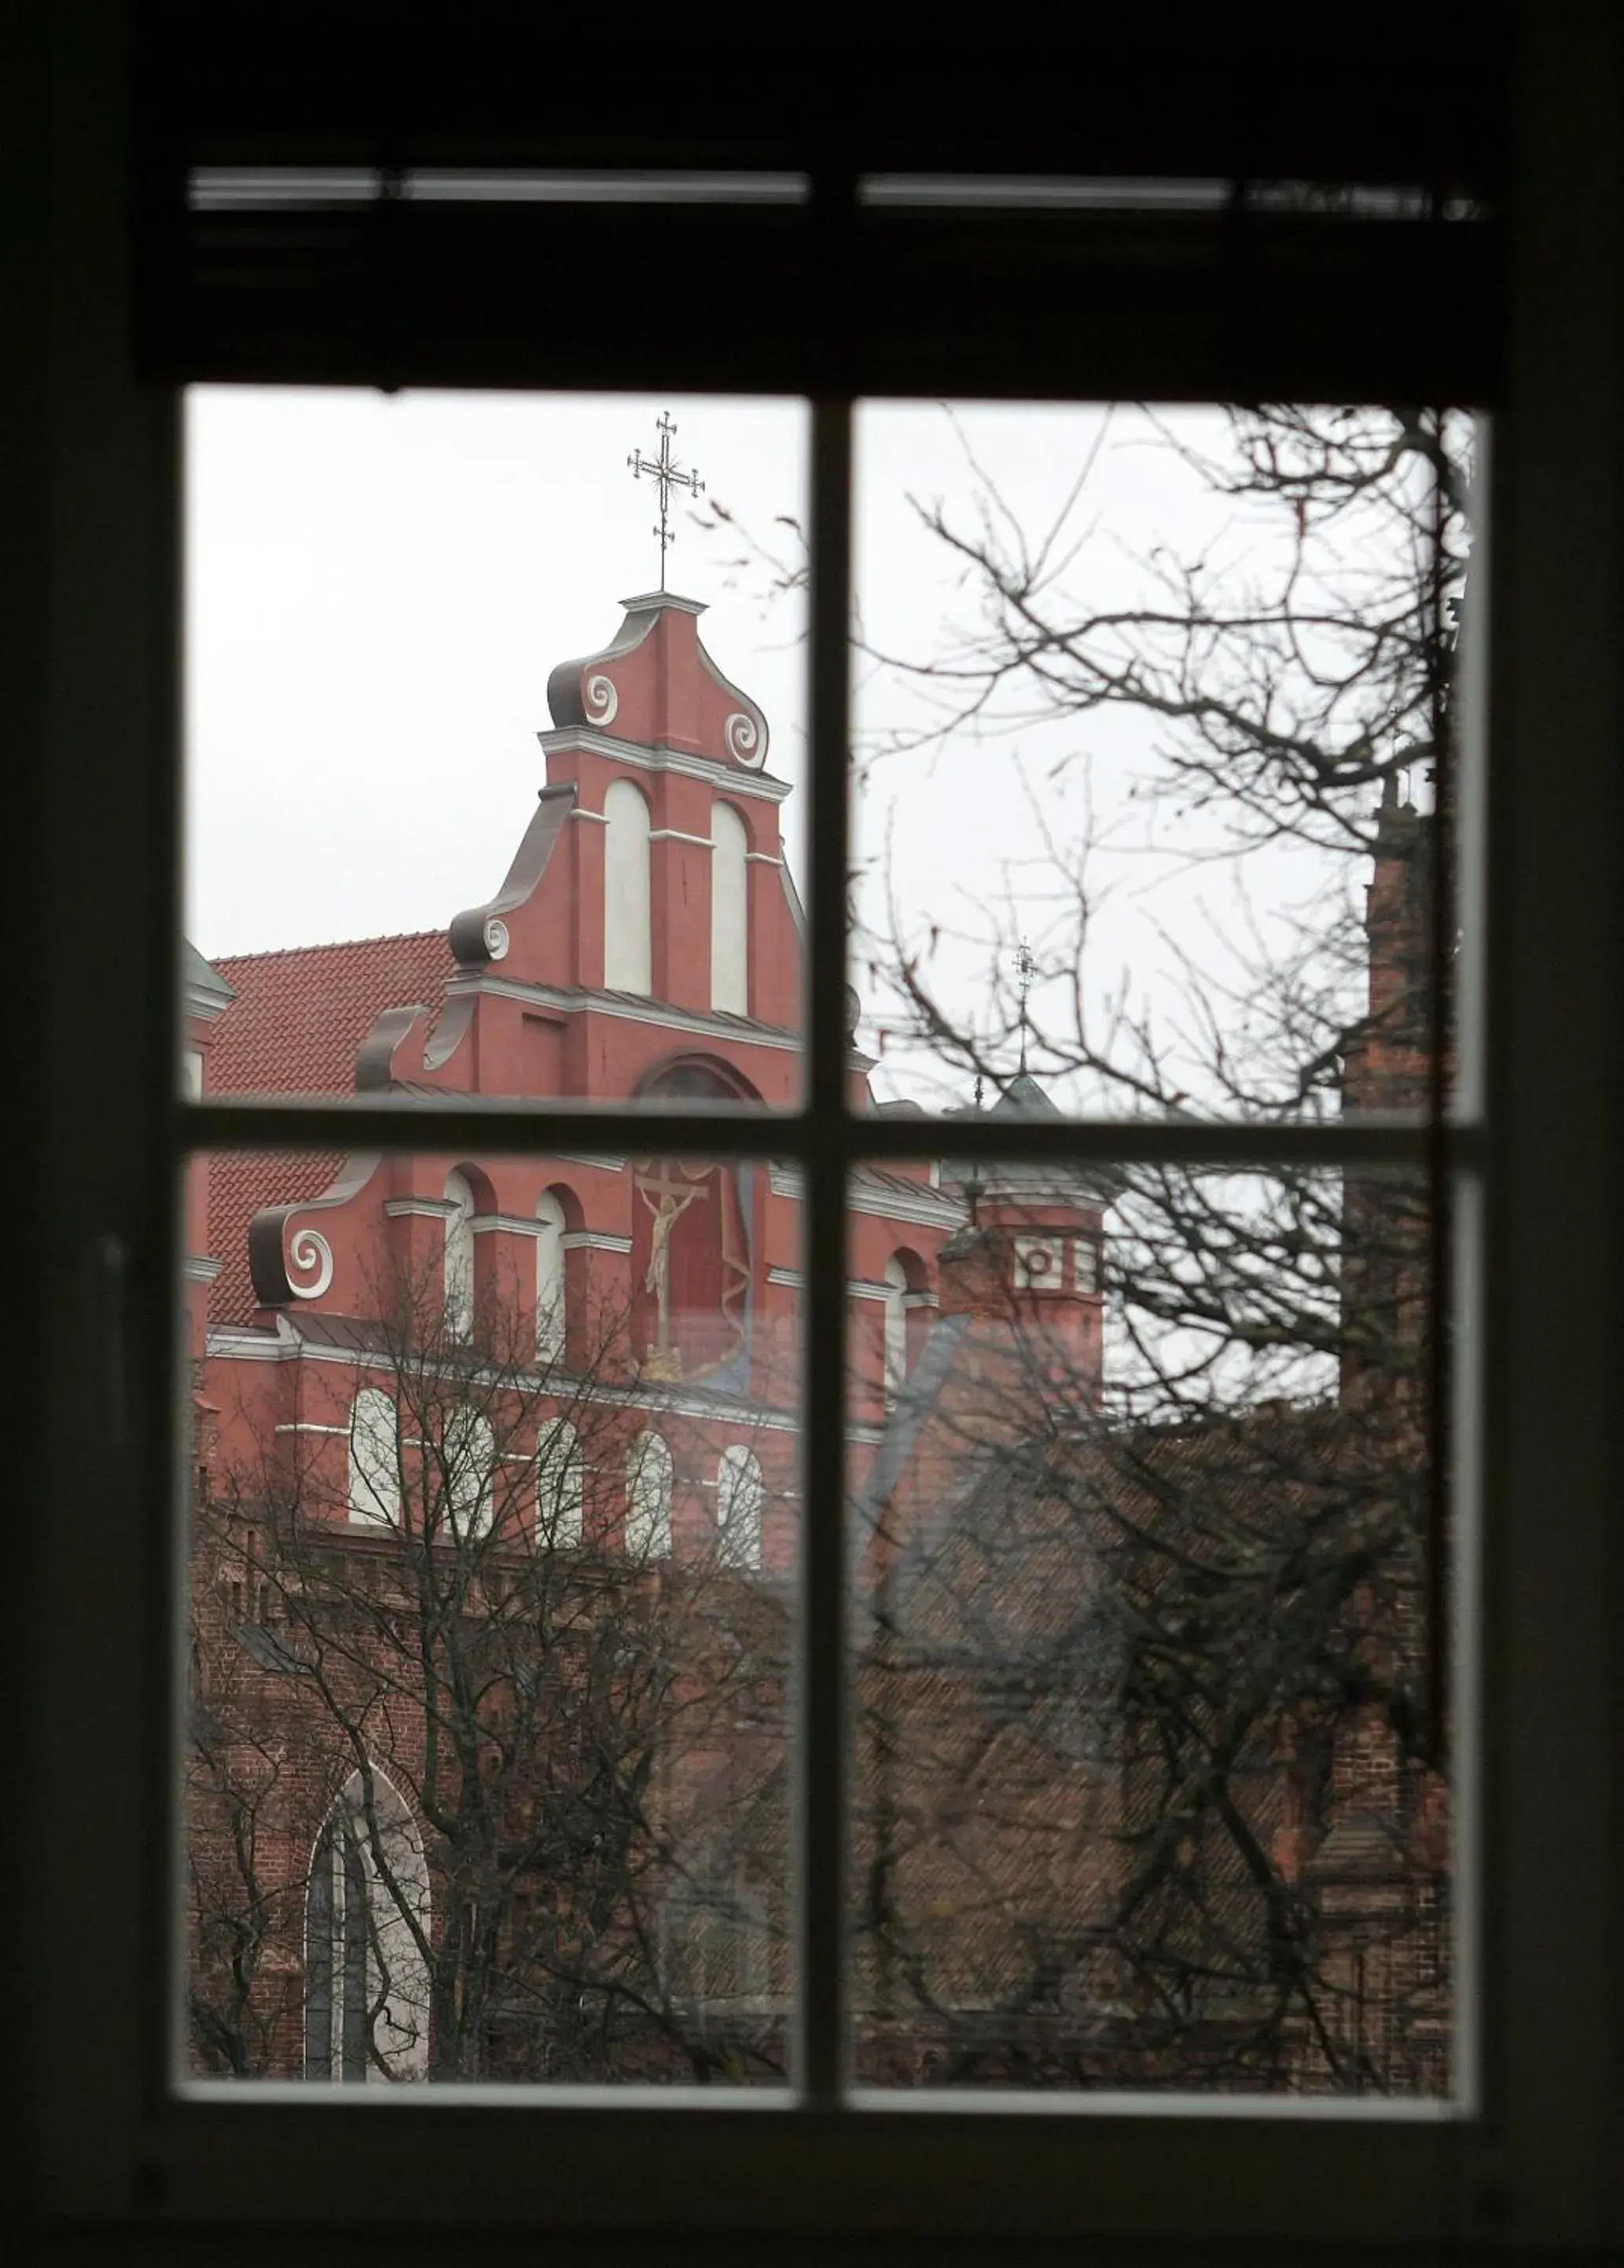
[[186, 391, 1367, 1113]]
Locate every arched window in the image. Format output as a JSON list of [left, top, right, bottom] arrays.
[[304, 1766, 431, 2082], [535, 1189, 568, 1365], [716, 1444, 764, 1571], [882, 1253, 909, 1406], [536, 1417, 583, 1549], [347, 1387, 399, 1527], [442, 1408, 494, 1539], [710, 799, 749, 1015], [624, 1430, 673, 1560], [443, 1169, 476, 1340], [603, 777, 652, 995]]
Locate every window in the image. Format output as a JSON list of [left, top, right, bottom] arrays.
[[535, 1417, 582, 1549], [347, 1387, 399, 1527], [33, 9, 1624, 2253], [603, 777, 652, 994], [717, 1443, 764, 1571], [710, 799, 749, 1014], [881, 1253, 909, 1406], [443, 1169, 476, 1340], [623, 1429, 673, 1560], [304, 1768, 432, 2082], [535, 1189, 567, 1365], [441, 1408, 494, 1540]]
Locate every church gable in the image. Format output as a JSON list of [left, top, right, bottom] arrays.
[[545, 592, 770, 774]]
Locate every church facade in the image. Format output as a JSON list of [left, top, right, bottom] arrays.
[[182, 589, 1111, 2086], [182, 586, 1438, 2095]]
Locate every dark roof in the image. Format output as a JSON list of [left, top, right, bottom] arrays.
[[989, 1071, 1063, 1118], [182, 939, 236, 1009]]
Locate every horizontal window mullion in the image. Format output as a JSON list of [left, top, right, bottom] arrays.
[[178, 1098, 809, 1157], [179, 1097, 1473, 1171]]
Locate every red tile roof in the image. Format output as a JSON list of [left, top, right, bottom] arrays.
[[204, 932, 453, 1325]]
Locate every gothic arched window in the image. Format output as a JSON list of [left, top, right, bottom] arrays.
[[716, 1444, 764, 1571], [536, 1417, 583, 1549], [710, 799, 749, 1015], [443, 1169, 476, 1340], [603, 777, 652, 994], [304, 1767, 431, 2082], [347, 1387, 399, 1527], [535, 1189, 568, 1365], [624, 1430, 673, 1560]]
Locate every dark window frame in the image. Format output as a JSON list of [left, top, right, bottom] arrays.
[[20, 5, 1624, 2250]]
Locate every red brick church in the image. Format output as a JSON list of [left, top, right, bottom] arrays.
[[182, 583, 1439, 2095]]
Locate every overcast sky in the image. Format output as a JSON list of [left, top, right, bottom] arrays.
[[186, 391, 1369, 1112]]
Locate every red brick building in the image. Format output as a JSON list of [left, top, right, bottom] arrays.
[[182, 586, 1434, 2095], [182, 588, 1111, 2084]]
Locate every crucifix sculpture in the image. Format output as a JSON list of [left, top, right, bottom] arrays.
[[636, 1159, 711, 1376], [627, 412, 704, 592]]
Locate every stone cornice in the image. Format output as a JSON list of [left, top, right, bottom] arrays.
[[539, 726, 792, 803]]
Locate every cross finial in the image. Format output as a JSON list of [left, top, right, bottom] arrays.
[[627, 412, 704, 592], [1015, 939, 1035, 1075]]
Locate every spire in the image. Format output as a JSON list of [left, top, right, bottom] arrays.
[[1015, 938, 1034, 1075]]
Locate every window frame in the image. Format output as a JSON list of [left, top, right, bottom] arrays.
[[23, 5, 1624, 2250]]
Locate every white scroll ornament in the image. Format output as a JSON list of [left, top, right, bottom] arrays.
[[483, 917, 509, 960], [287, 1226, 335, 1300], [583, 674, 619, 728], [725, 710, 766, 768]]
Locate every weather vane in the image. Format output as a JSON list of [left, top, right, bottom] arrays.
[[628, 412, 704, 592], [1015, 939, 1035, 1075]]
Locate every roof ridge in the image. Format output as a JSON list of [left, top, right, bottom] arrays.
[[212, 927, 447, 968]]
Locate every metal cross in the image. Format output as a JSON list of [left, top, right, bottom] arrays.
[[627, 412, 704, 591]]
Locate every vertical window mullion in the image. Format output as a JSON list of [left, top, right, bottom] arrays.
[[796, 395, 854, 2107]]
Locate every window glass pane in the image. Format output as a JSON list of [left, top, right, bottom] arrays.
[[183, 1145, 798, 2084], [848, 1158, 1451, 2096], [851, 403, 1475, 1125], [183, 389, 807, 1110]]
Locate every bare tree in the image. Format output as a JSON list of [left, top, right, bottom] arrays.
[[188, 1245, 792, 2085], [820, 406, 1461, 2094]]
